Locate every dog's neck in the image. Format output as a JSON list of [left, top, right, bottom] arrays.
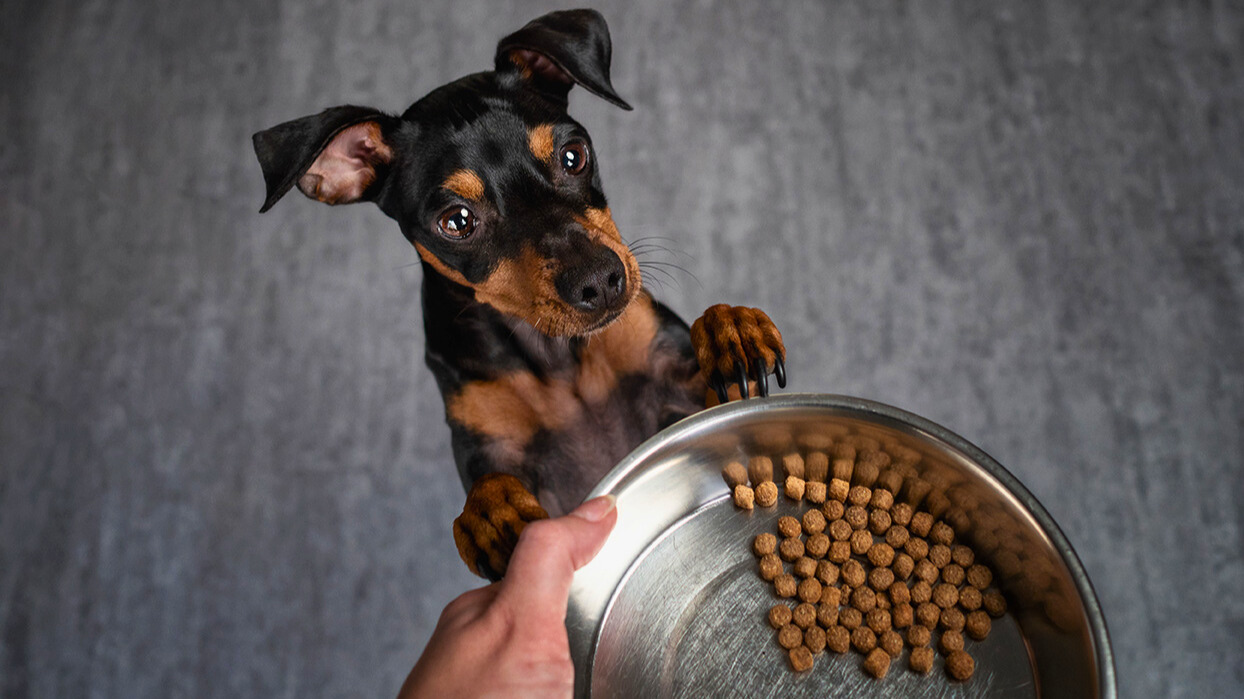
[[420, 263, 582, 387]]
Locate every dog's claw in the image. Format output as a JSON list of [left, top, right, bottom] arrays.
[[735, 361, 749, 400], [710, 370, 729, 404], [775, 355, 787, 389], [757, 365, 769, 397]]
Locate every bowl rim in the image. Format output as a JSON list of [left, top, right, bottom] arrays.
[[584, 392, 1117, 698]]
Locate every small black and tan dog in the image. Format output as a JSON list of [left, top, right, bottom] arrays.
[[253, 9, 786, 580]]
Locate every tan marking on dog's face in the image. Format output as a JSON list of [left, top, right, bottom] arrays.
[[442, 169, 486, 200], [575, 293, 660, 403], [528, 124, 555, 162], [448, 373, 581, 451]]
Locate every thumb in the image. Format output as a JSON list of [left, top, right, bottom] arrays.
[[496, 495, 618, 622]]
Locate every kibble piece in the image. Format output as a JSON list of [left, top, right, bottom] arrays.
[[866, 608, 892, 633], [907, 624, 932, 648], [733, 484, 755, 509], [910, 511, 934, 537], [798, 578, 823, 604], [910, 580, 933, 604], [868, 542, 895, 568], [886, 580, 909, 604], [874, 594, 891, 611], [905, 537, 929, 561], [940, 607, 966, 632], [778, 516, 802, 538], [828, 541, 852, 563], [851, 626, 878, 653], [828, 519, 853, 541], [959, 585, 983, 611], [863, 647, 891, 679], [851, 586, 877, 613], [782, 452, 806, 479], [788, 646, 814, 672], [928, 544, 952, 569], [806, 451, 830, 481], [839, 607, 863, 630], [939, 629, 965, 654], [752, 533, 777, 557], [868, 508, 892, 535], [779, 537, 805, 562], [802, 508, 827, 535], [932, 583, 960, 609], [828, 478, 850, 503], [930, 521, 955, 546], [914, 559, 939, 583], [804, 625, 827, 653], [831, 458, 854, 482], [892, 602, 914, 629], [910, 646, 935, 673], [759, 554, 783, 581], [945, 649, 975, 681], [879, 629, 904, 658], [868, 566, 895, 591], [877, 469, 904, 494], [952, 545, 975, 567], [885, 525, 910, 549], [778, 623, 803, 649], [850, 529, 874, 556], [942, 563, 965, 586], [892, 553, 915, 580], [891, 502, 913, 527], [815, 560, 840, 586], [821, 584, 840, 606], [805, 481, 827, 504], [823, 499, 845, 521], [768, 604, 793, 629], [784, 476, 806, 501], [915, 602, 940, 628], [816, 602, 839, 628], [826, 626, 851, 653], [845, 505, 869, 530], [966, 610, 992, 641], [967, 564, 994, 589], [748, 455, 775, 484], [848, 485, 872, 506], [754, 480, 779, 507], [775, 574, 798, 598], [870, 487, 894, 511], [722, 460, 748, 488], [841, 559, 866, 587], [983, 591, 1008, 618], [793, 556, 817, 579], [805, 533, 830, 559], [792, 602, 817, 629]]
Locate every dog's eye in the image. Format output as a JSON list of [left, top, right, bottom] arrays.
[[560, 142, 589, 175], [437, 206, 476, 239]]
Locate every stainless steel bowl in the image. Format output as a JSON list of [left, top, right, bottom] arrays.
[[567, 394, 1115, 698]]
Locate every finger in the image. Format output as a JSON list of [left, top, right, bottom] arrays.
[[496, 495, 618, 624]]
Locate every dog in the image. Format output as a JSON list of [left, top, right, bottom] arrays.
[[252, 9, 786, 580]]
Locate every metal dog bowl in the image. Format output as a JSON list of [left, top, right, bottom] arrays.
[[567, 394, 1115, 698]]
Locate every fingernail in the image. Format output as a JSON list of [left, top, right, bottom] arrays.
[[571, 494, 617, 522]]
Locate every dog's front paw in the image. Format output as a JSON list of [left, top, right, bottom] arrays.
[[452, 473, 549, 580], [690, 304, 786, 405]]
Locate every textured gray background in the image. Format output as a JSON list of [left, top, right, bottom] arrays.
[[2, 0, 1242, 697]]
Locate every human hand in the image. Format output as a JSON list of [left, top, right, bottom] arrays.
[[397, 495, 618, 699]]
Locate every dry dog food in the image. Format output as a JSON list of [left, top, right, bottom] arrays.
[[732, 438, 1009, 685]]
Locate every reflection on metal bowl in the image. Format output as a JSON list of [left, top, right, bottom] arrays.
[[567, 394, 1115, 698]]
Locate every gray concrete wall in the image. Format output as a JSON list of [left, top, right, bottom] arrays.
[[2, 1, 1241, 697]]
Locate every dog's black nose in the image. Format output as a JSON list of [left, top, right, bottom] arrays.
[[555, 247, 626, 312]]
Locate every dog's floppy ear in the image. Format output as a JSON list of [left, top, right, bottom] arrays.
[[495, 9, 632, 111], [252, 105, 397, 213]]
